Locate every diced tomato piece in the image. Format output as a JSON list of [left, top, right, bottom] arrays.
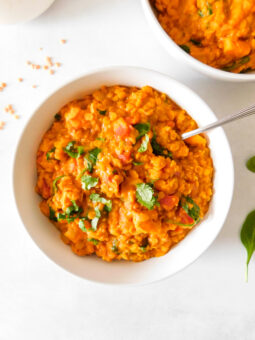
[[117, 152, 131, 163], [114, 123, 130, 138], [178, 207, 194, 224], [159, 195, 179, 210]]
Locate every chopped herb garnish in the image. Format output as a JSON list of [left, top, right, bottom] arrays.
[[57, 200, 83, 223], [198, 9, 204, 17], [136, 183, 158, 210], [84, 147, 101, 173], [49, 206, 57, 222], [179, 45, 190, 54], [63, 141, 84, 159], [46, 147, 56, 161], [181, 196, 200, 222], [96, 137, 105, 142], [78, 219, 87, 232], [138, 134, 149, 153], [240, 210, 255, 281], [112, 169, 118, 174], [140, 246, 147, 252], [190, 39, 202, 47], [222, 56, 250, 72], [54, 113, 61, 121], [112, 240, 119, 253], [81, 175, 98, 190], [133, 161, 143, 166], [52, 175, 64, 193], [90, 193, 112, 212], [151, 132, 172, 159], [207, 2, 213, 15], [87, 238, 99, 245], [91, 207, 101, 231], [134, 122, 150, 141], [97, 109, 107, 115]]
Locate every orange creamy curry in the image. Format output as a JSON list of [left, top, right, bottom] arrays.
[[152, 0, 255, 73], [36, 85, 213, 262]]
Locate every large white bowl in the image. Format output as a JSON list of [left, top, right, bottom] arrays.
[[141, 0, 255, 82], [12, 66, 234, 285], [0, 0, 55, 25]]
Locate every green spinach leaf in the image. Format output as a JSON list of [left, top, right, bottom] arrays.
[[240, 210, 255, 281]]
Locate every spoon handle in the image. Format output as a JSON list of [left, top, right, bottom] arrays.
[[182, 103, 255, 140]]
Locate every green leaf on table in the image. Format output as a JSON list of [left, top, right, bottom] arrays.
[[246, 156, 255, 173], [240, 210, 255, 281]]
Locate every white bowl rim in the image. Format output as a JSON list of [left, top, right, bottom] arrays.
[[141, 0, 255, 82], [12, 65, 234, 286]]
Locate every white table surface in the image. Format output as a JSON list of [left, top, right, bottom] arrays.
[[1, 0, 255, 339]]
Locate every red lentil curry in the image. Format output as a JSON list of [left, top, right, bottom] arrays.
[[36, 85, 214, 262], [152, 0, 255, 73]]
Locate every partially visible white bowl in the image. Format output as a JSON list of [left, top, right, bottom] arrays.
[[0, 0, 55, 25], [141, 0, 255, 82], [12, 66, 234, 285]]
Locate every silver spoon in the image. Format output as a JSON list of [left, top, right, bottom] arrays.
[[182, 103, 255, 140]]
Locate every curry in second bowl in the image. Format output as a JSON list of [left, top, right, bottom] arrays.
[[152, 0, 255, 73], [36, 85, 213, 262]]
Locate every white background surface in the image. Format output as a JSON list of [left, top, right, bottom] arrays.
[[1, 0, 255, 339]]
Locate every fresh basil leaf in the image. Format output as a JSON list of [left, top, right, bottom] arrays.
[[81, 175, 98, 190], [240, 210, 255, 281], [246, 156, 255, 172], [54, 113, 61, 121], [134, 122, 150, 141], [138, 134, 149, 153], [90, 193, 112, 212], [87, 238, 99, 245], [63, 141, 84, 158], [52, 175, 64, 193], [97, 109, 107, 115], [49, 206, 57, 222], [46, 147, 56, 161], [181, 196, 200, 222], [133, 161, 143, 166], [179, 45, 190, 54], [91, 207, 101, 231], [151, 132, 172, 159], [136, 183, 158, 210]]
